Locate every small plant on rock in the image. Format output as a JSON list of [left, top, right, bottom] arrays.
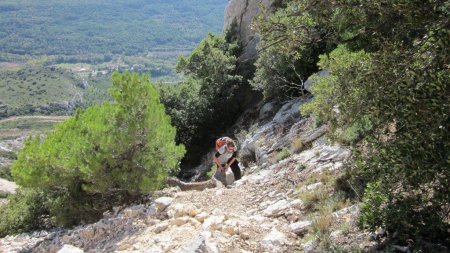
[[275, 147, 291, 162]]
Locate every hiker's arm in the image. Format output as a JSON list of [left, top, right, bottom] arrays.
[[225, 157, 236, 171], [213, 154, 223, 171]]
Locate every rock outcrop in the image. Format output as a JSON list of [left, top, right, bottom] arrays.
[[224, 0, 275, 61]]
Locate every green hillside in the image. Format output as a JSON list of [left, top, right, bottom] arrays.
[[0, 0, 226, 57], [0, 0, 227, 119]]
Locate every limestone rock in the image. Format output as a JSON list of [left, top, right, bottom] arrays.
[[202, 215, 225, 232], [171, 217, 190, 226], [145, 204, 158, 217], [263, 199, 290, 217], [273, 99, 303, 124], [259, 101, 279, 120], [117, 243, 133, 251], [332, 205, 359, 219], [195, 212, 209, 223], [188, 218, 202, 227], [222, 226, 236, 236], [154, 222, 169, 233], [187, 206, 201, 217], [224, 0, 275, 60], [261, 228, 287, 251], [167, 203, 188, 218], [289, 221, 312, 235], [303, 239, 316, 252], [57, 245, 84, 253], [225, 169, 236, 186], [154, 197, 173, 211], [123, 205, 145, 218], [289, 199, 304, 210]]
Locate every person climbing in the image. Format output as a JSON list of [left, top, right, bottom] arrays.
[[213, 138, 241, 186]]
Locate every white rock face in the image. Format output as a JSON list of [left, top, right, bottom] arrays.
[[224, 0, 275, 60]]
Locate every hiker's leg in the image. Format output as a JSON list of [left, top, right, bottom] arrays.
[[230, 160, 241, 180]]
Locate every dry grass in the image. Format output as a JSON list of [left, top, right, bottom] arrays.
[[301, 186, 330, 212], [290, 138, 304, 154], [310, 211, 333, 249]]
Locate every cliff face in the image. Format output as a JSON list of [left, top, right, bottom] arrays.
[[224, 0, 274, 61]]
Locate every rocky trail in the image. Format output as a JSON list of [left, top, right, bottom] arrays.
[[0, 99, 375, 253], [0, 143, 357, 253]]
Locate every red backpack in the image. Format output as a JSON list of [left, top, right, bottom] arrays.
[[215, 137, 232, 151]]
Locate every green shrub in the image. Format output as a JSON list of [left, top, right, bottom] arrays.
[[0, 188, 49, 237], [275, 148, 291, 162], [11, 72, 185, 227], [0, 150, 17, 160], [358, 182, 386, 231], [0, 191, 10, 198], [251, 1, 330, 101], [296, 0, 449, 245], [296, 163, 306, 171], [206, 165, 216, 179], [0, 166, 13, 181]]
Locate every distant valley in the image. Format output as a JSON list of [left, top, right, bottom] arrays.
[[0, 0, 226, 119]]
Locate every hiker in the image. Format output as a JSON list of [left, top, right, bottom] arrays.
[[213, 138, 241, 185]]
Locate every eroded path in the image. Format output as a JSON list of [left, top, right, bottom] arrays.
[[0, 99, 374, 253]]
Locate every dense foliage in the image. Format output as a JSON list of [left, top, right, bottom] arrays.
[[6, 72, 185, 228], [251, 1, 333, 100], [0, 0, 226, 57], [255, 0, 449, 247], [0, 189, 49, 237], [160, 33, 252, 172]]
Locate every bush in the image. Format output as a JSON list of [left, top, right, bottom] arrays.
[[297, 1, 449, 245], [0, 150, 17, 161], [251, 1, 333, 101], [0, 188, 49, 237], [11, 72, 185, 227], [275, 147, 291, 162], [0, 166, 13, 181], [0, 191, 10, 198]]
